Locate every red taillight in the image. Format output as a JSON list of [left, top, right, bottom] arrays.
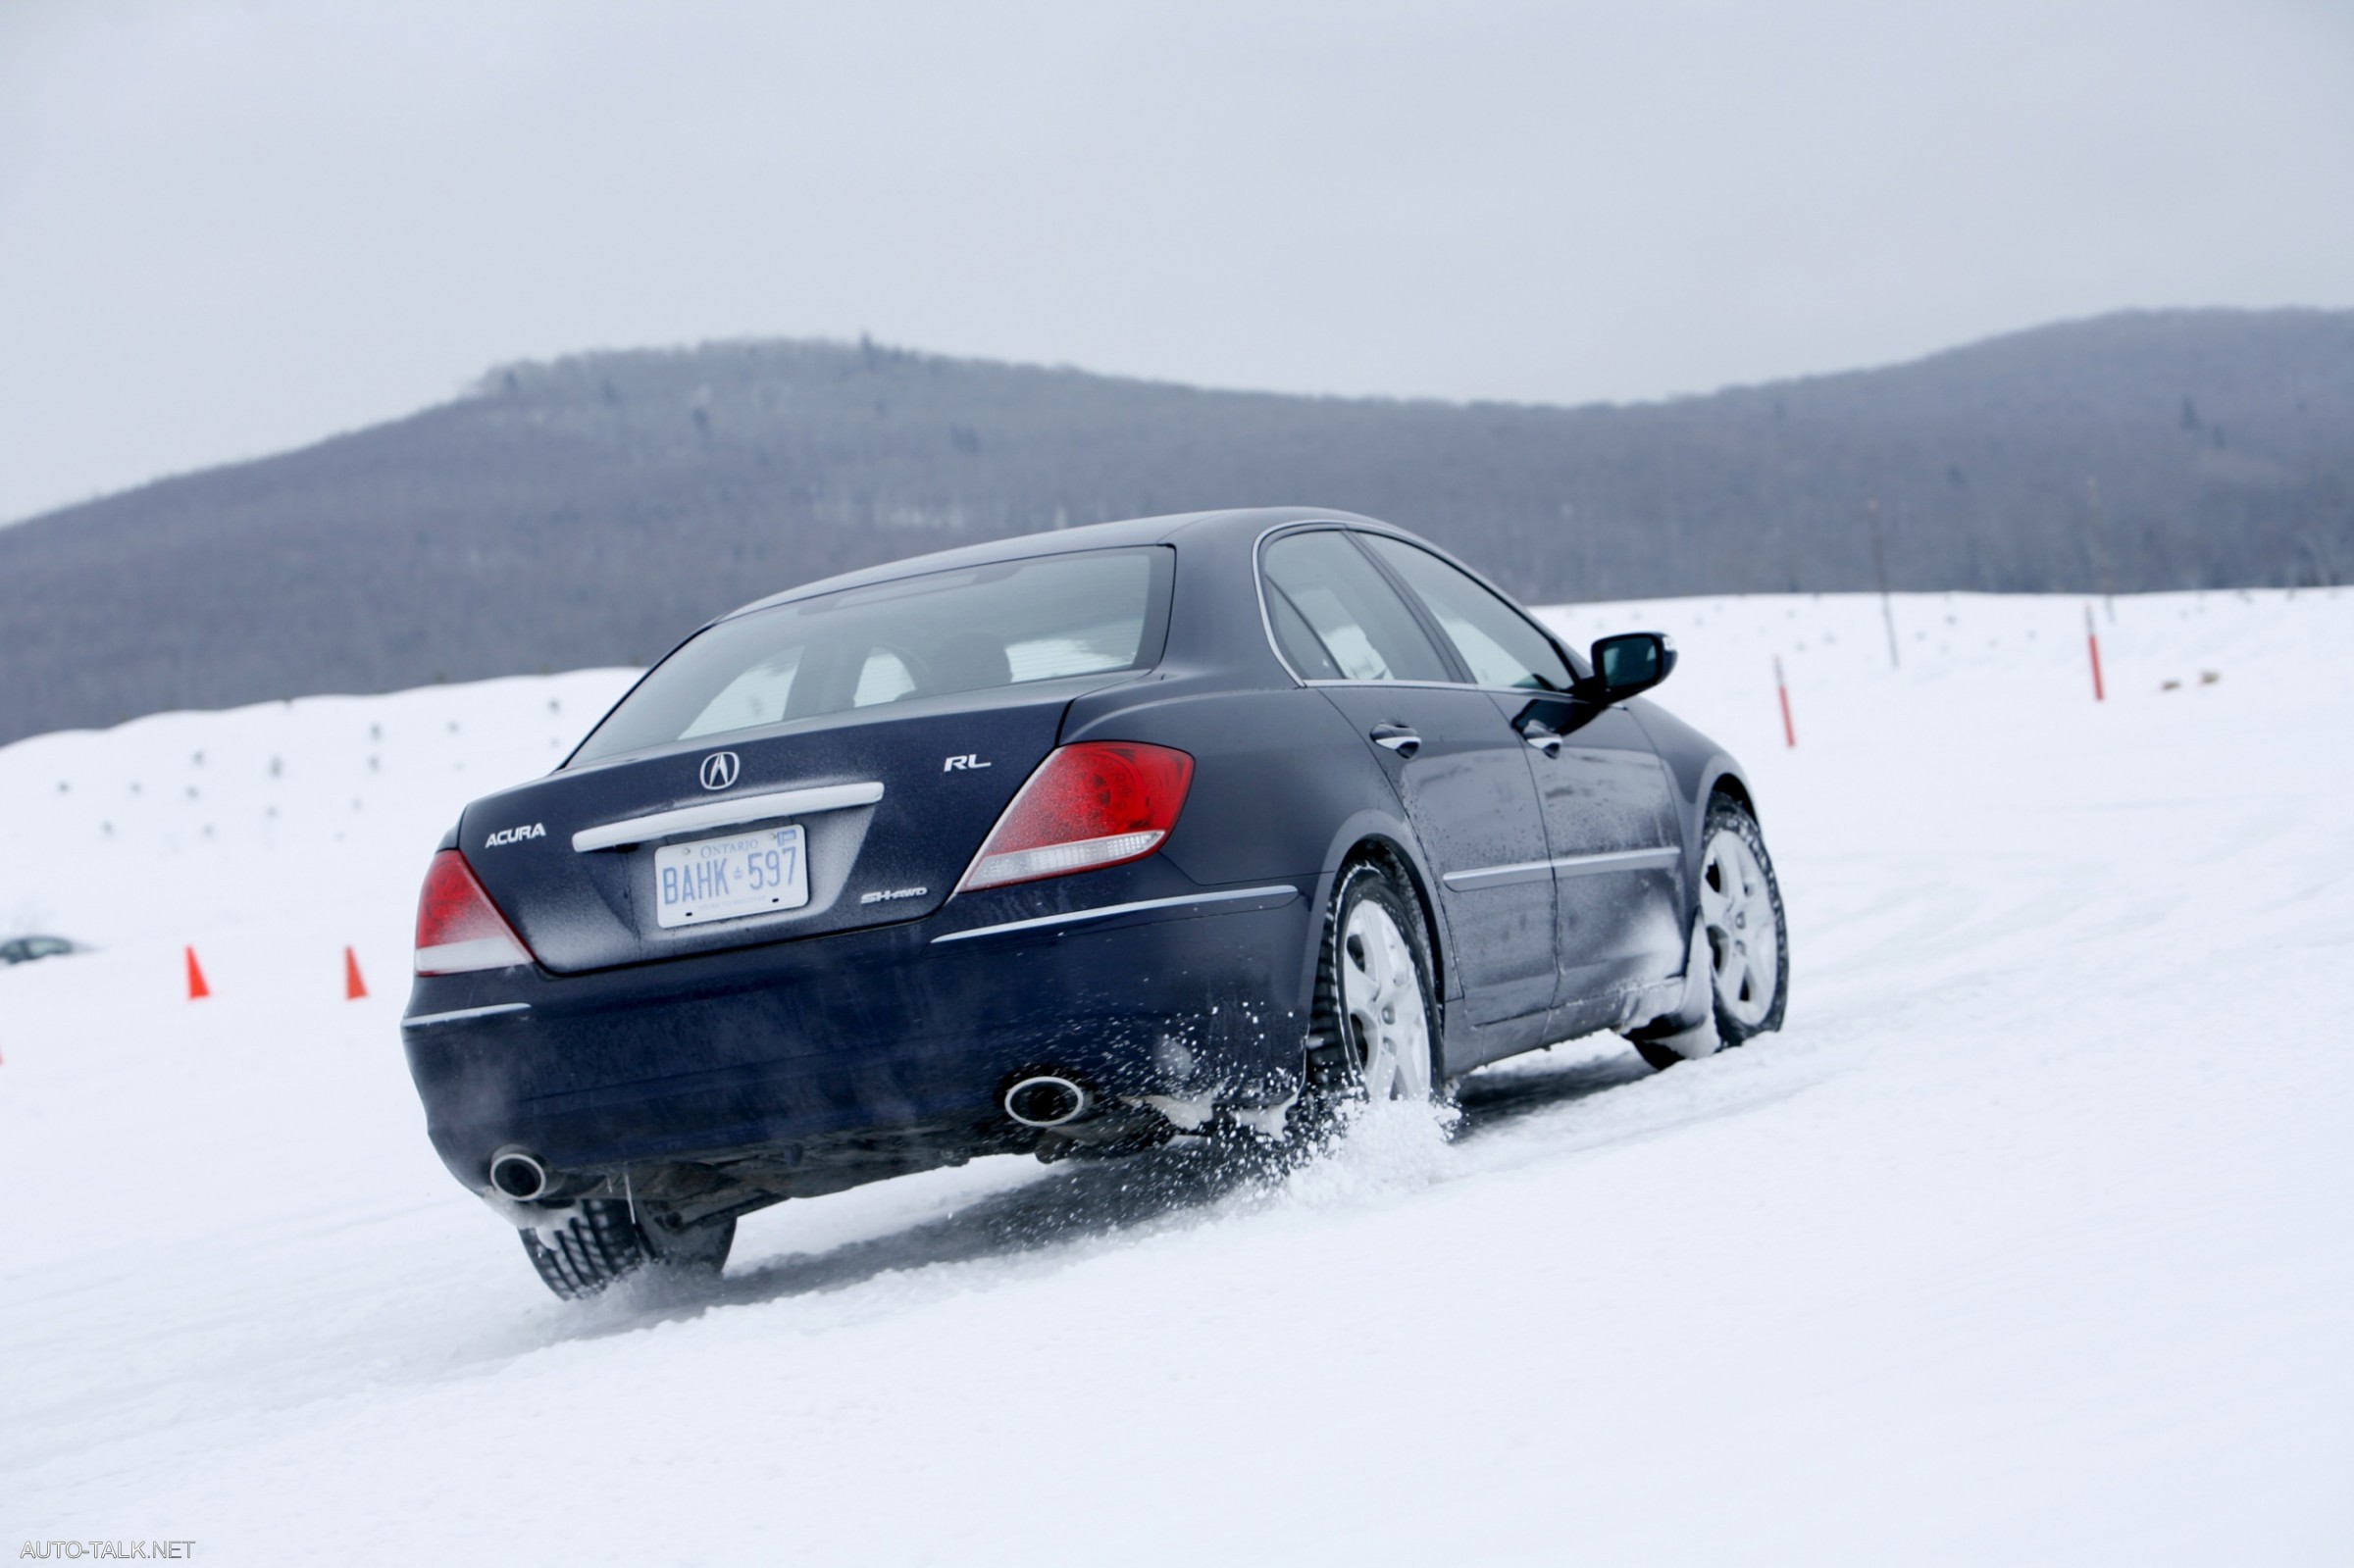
[[414, 850, 535, 975], [958, 741, 1196, 891]]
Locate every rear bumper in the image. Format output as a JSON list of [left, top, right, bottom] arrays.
[[401, 872, 1313, 1193]]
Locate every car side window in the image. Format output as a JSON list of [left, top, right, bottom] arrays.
[[1265, 588, 1343, 680], [1261, 531, 1452, 683], [1361, 535, 1573, 691]]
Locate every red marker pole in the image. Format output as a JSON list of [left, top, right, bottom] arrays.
[[2084, 604, 2105, 702], [1774, 656, 1797, 748]]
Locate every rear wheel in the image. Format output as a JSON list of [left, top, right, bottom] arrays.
[[520, 1199, 735, 1300], [1302, 858, 1442, 1125]]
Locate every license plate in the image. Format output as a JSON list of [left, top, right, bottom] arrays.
[[652, 825, 808, 929]]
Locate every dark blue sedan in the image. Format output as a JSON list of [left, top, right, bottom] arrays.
[[402, 508, 1788, 1297]]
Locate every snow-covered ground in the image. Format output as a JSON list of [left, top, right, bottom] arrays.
[[3, 589, 2349, 1565]]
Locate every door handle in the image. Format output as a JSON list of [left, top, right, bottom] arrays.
[[1522, 729, 1562, 759], [1370, 724, 1421, 758]]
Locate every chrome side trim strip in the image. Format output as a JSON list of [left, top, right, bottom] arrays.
[[1553, 846, 1682, 878], [402, 1002, 533, 1029], [931, 885, 1300, 944], [572, 782, 885, 852], [1442, 859, 1555, 890], [1444, 847, 1681, 889]]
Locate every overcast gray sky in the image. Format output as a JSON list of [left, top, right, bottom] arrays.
[[3, 0, 2350, 527]]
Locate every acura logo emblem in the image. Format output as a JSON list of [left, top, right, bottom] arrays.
[[698, 751, 741, 791]]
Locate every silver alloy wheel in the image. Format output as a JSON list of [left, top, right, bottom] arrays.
[[1699, 828, 1780, 1028], [1340, 898, 1434, 1102]]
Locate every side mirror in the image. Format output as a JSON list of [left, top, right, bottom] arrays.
[[1580, 632, 1676, 704]]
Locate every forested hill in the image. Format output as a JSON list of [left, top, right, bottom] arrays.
[[3, 307, 2348, 745]]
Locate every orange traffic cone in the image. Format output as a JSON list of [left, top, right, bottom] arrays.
[[185, 945, 211, 1000], [344, 946, 368, 1001]]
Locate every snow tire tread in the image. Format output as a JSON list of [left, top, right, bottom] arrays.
[[520, 1199, 648, 1300]]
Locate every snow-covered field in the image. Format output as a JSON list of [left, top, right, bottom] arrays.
[[4, 589, 2349, 1565]]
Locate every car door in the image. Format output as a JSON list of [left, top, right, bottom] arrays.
[[1356, 534, 1689, 1030], [1259, 529, 1559, 1031]]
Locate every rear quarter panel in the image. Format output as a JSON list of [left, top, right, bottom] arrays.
[[1060, 679, 1456, 1026]]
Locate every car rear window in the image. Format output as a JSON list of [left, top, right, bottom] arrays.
[[571, 547, 1172, 764]]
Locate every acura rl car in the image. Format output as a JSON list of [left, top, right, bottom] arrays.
[[402, 507, 1789, 1297]]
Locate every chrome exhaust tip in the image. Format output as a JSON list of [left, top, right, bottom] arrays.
[[1003, 1075, 1092, 1129], [487, 1146, 551, 1201]]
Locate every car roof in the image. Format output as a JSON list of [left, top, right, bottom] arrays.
[[716, 506, 1384, 624]]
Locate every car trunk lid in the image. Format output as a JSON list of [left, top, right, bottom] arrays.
[[457, 685, 1081, 974]]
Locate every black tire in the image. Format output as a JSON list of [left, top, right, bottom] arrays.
[[520, 1199, 735, 1300], [1630, 1034, 1687, 1073], [1299, 856, 1443, 1129], [1699, 795, 1788, 1047]]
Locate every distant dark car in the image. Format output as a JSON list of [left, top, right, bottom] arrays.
[[0, 936, 77, 965], [402, 509, 1789, 1298]]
